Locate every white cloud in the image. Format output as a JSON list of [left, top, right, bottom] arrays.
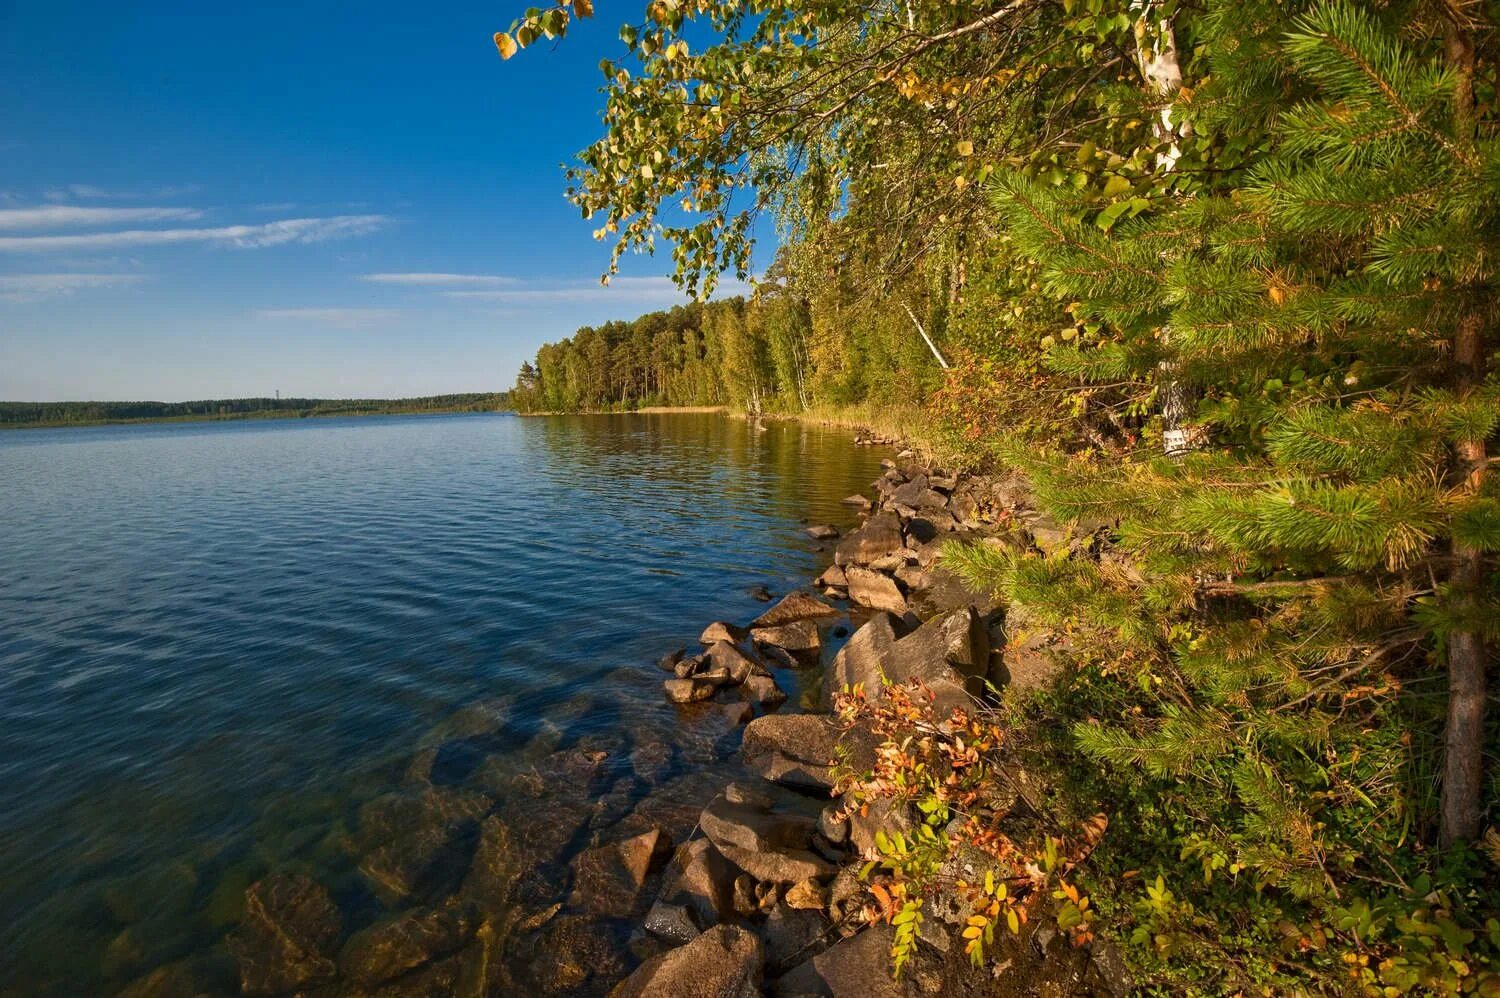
[[0, 273, 147, 302], [440, 275, 752, 305], [360, 272, 517, 287], [0, 215, 389, 252], [255, 307, 401, 327], [42, 183, 201, 202], [0, 205, 204, 231]]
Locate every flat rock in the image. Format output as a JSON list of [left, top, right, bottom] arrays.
[[740, 673, 787, 707], [815, 564, 847, 589], [750, 619, 821, 660], [700, 798, 817, 855], [338, 900, 476, 987], [843, 565, 907, 614], [833, 513, 905, 567], [750, 591, 840, 629], [610, 924, 763, 998], [717, 843, 836, 884], [705, 640, 762, 683], [228, 873, 341, 996], [804, 524, 840, 540], [840, 494, 872, 510], [772, 924, 900, 998]]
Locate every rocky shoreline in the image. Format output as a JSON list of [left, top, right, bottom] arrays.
[[128, 436, 1123, 997]]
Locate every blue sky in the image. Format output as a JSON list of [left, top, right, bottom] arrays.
[[0, 1, 756, 401]]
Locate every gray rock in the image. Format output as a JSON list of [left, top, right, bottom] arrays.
[[772, 925, 900, 998], [741, 673, 787, 707], [658, 647, 687, 672], [762, 902, 831, 975], [750, 619, 821, 661], [339, 900, 476, 987], [833, 513, 905, 567], [642, 839, 737, 944], [827, 613, 898, 698], [227, 873, 341, 996], [742, 714, 875, 791], [815, 564, 848, 589], [700, 798, 817, 855], [804, 524, 840, 540], [750, 591, 840, 628], [701, 621, 747, 645], [887, 606, 990, 692], [610, 924, 763, 998], [840, 495, 873, 510], [846, 798, 914, 859], [705, 640, 763, 683], [664, 677, 716, 703], [717, 843, 837, 884], [843, 566, 907, 614]]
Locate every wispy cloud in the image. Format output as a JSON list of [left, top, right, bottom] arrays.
[[361, 272, 517, 287], [255, 307, 401, 327], [440, 275, 752, 304], [42, 183, 201, 202], [0, 205, 205, 231], [0, 272, 147, 302], [0, 215, 389, 252]]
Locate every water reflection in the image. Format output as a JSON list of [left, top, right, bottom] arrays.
[[0, 412, 881, 993]]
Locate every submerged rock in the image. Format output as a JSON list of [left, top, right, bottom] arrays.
[[228, 873, 341, 996], [642, 838, 738, 944], [840, 494, 873, 510], [610, 924, 764, 998], [339, 900, 477, 987], [570, 827, 673, 917]]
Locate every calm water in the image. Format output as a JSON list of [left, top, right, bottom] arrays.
[[0, 412, 882, 993]]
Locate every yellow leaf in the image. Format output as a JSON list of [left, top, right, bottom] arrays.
[[573, 0, 594, 17], [494, 32, 518, 59], [956, 140, 974, 157], [962, 926, 983, 939]]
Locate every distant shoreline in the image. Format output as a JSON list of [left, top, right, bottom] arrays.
[[0, 395, 510, 431], [514, 405, 730, 416]]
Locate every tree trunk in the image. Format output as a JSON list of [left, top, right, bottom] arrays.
[[1132, 3, 1198, 455], [1439, 13, 1488, 846]]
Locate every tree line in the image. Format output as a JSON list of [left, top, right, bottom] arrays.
[[504, 0, 1499, 990], [0, 394, 509, 428]]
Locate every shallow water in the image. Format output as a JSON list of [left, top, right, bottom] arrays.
[[0, 412, 883, 994]]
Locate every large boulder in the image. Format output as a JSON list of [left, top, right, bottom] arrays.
[[611, 924, 764, 998], [891, 476, 948, 510], [833, 513, 905, 567], [228, 874, 341, 995], [569, 827, 673, 917], [717, 844, 837, 884], [705, 640, 763, 683], [844, 566, 907, 614], [338, 900, 477, 987], [701, 621, 747, 645], [762, 902, 830, 975], [751, 591, 840, 629], [643, 838, 738, 944], [772, 925, 900, 998], [742, 714, 875, 791], [827, 614, 898, 697], [887, 606, 990, 691]]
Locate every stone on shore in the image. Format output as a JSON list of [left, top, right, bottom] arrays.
[[750, 619, 821, 661], [827, 613, 898, 696], [657, 647, 686, 672], [833, 513, 905, 567], [804, 524, 840, 540], [815, 564, 847, 589], [610, 924, 764, 998], [843, 565, 907, 614], [741, 673, 788, 707], [699, 798, 818, 855], [742, 714, 875, 791], [773, 925, 900, 998], [338, 900, 477, 987], [887, 606, 990, 691], [701, 622, 747, 645], [840, 494, 873, 510], [750, 591, 839, 629], [717, 843, 837, 884], [642, 838, 738, 944], [705, 640, 762, 683], [228, 873, 341, 996]]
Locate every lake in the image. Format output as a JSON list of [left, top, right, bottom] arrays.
[[0, 412, 883, 994]]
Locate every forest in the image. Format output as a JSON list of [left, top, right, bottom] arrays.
[[502, 0, 1499, 992], [0, 394, 509, 428]]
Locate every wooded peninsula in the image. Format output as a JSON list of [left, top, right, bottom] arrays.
[[0, 394, 509, 429], [497, 0, 1500, 993]]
